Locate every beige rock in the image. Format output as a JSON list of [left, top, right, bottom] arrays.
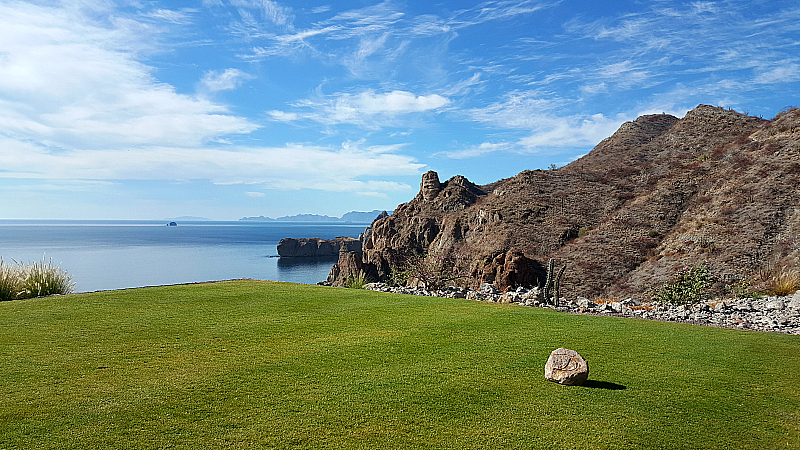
[[544, 348, 589, 386], [789, 290, 800, 309], [420, 170, 442, 201]]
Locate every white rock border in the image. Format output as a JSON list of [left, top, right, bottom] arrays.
[[360, 283, 800, 335]]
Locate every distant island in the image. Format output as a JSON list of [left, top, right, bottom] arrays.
[[240, 210, 391, 223]]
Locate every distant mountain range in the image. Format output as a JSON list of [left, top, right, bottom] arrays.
[[240, 210, 390, 223], [164, 216, 214, 222]]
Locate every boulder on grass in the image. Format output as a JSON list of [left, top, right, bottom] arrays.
[[544, 348, 589, 386]]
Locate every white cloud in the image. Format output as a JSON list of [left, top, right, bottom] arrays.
[[580, 82, 607, 94], [0, 2, 259, 151], [450, 1, 556, 28], [596, 60, 651, 88], [199, 68, 255, 92], [468, 92, 559, 129], [0, 1, 428, 199], [279, 90, 450, 127], [267, 110, 298, 122], [516, 113, 624, 150], [461, 92, 629, 156], [245, 191, 266, 197], [352, 90, 449, 114]]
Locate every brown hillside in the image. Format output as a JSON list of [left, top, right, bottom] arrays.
[[336, 105, 800, 300]]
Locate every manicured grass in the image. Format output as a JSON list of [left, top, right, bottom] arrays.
[[1, 280, 799, 449]]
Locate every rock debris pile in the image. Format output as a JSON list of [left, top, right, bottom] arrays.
[[361, 282, 800, 335]]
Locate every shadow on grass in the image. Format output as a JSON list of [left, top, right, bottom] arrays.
[[582, 380, 626, 390]]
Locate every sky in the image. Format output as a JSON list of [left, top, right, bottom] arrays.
[[1, 0, 799, 220]]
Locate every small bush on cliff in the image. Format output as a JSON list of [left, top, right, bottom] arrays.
[[651, 263, 717, 305]]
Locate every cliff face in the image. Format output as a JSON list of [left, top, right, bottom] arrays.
[[334, 105, 800, 299]]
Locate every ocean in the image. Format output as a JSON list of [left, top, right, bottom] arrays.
[[0, 220, 370, 293]]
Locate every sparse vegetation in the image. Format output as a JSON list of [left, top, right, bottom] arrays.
[[727, 278, 761, 299], [388, 250, 468, 290], [0, 256, 74, 301]]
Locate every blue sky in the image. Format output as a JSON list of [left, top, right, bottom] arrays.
[[1, 0, 798, 220]]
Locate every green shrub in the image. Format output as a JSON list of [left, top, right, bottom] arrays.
[[387, 264, 411, 287], [578, 227, 590, 238], [651, 263, 717, 305]]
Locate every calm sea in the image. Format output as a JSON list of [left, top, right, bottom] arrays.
[[0, 220, 369, 293]]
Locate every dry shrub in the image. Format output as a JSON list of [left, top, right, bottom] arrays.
[[764, 266, 800, 296]]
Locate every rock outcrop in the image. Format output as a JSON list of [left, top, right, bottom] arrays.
[[277, 237, 361, 257]]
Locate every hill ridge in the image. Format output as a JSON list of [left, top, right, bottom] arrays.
[[331, 104, 800, 299]]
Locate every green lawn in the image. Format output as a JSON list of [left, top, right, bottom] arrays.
[[1, 280, 798, 449]]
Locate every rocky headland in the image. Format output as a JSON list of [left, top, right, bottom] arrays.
[[277, 237, 361, 257], [327, 105, 800, 305]]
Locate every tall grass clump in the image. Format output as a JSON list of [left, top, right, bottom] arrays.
[[0, 256, 74, 300], [0, 258, 22, 301], [765, 266, 800, 296], [345, 271, 371, 289]]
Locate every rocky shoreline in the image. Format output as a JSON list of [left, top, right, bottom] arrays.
[[357, 282, 800, 335]]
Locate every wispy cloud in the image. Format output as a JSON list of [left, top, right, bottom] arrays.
[[229, 0, 294, 29], [144, 9, 195, 24], [0, 137, 423, 194], [438, 142, 513, 159], [560, 0, 800, 99], [448, 0, 557, 28], [234, 0, 553, 67]]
